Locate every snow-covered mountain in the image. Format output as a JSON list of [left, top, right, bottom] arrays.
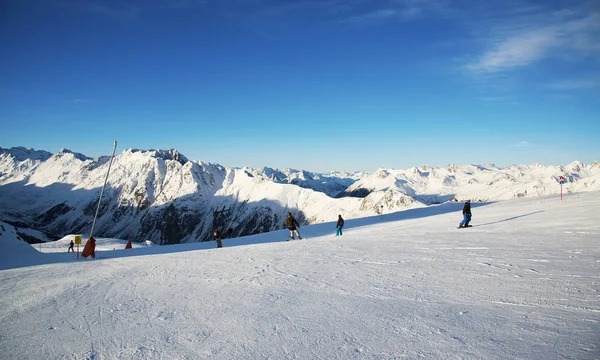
[[0, 146, 598, 244], [0, 147, 368, 244], [342, 161, 600, 203], [245, 167, 361, 197]]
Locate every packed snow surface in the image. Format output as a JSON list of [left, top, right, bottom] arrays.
[[0, 192, 599, 359]]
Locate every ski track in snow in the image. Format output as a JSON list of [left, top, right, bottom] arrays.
[[0, 192, 599, 359]]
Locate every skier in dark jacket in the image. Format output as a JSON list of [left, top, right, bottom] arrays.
[[336, 215, 344, 236], [459, 200, 472, 228], [213, 228, 223, 248], [67, 240, 75, 252], [285, 212, 302, 240]]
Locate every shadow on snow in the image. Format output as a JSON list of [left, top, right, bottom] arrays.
[[472, 211, 545, 227]]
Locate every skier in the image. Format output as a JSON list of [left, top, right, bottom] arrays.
[[285, 212, 302, 240], [459, 200, 472, 228], [336, 215, 344, 236], [67, 240, 74, 252], [213, 228, 223, 248]]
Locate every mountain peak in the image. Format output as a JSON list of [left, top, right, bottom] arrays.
[[445, 164, 458, 173], [152, 149, 189, 165], [0, 146, 53, 162], [129, 148, 189, 165], [57, 148, 91, 161], [567, 160, 584, 172], [375, 168, 389, 178], [410, 167, 423, 176]]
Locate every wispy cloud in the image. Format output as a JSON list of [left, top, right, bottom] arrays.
[[162, 0, 209, 9], [478, 96, 509, 102], [61, 98, 94, 105], [222, 0, 449, 25], [59, 0, 450, 27], [201, 0, 449, 38], [340, 0, 449, 24], [392, 0, 449, 19], [549, 79, 598, 91], [512, 141, 531, 148], [343, 8, 398, 23], [467, 27, 559, 72], [60, 0, 141, 20], [60, 0, 211, 18], [70, 98, 93, 104], [467, 10, 600, 73]]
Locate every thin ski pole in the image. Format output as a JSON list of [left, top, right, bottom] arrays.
[[89, 140, 118, 239]]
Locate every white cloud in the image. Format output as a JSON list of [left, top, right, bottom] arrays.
[[467, 12, 600, 73], [467, 28, 559, 72]]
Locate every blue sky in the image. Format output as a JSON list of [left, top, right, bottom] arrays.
[[1, 0, 598, 172]]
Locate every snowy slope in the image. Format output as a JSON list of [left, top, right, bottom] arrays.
[[0, 192, 598, 359], [0, 221, 46, 269]]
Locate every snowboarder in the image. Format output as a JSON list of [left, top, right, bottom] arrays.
[[67, 240, 74, 252], [459, 200, 472, 228], [336, 215, 344, 236], [213, 228, 223, 248], [285, 212, 302, 240]]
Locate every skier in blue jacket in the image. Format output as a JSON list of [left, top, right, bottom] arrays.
[[336, 215, 344, 236]]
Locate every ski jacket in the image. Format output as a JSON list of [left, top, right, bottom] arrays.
[[213, 230, 222, 240], [285, 215, 299, 230], [336, 217, 344, 227], [462, 202, 471, 215]]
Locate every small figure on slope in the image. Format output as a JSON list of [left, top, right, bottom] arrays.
[[336, 215, 344, 236], [67, 240, 74, 252], [213, 228, 223, 248], [285, 212, 302, 240], [458, 200, 472, 228]]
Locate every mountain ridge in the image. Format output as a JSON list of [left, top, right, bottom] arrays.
[[1, 145, 598, 245]]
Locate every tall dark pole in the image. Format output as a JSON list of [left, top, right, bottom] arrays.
[[89, 140, 118, 239]]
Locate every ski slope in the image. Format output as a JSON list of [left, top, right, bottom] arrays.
[[0, 192, 599, 359]]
